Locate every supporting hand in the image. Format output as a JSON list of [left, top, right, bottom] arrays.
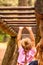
[[26, 27, 32, 31], [19, 27, 24, 30]]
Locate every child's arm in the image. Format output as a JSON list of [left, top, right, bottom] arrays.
[[26, 27, 35, 41], [26, 27, 35, 46], [17, 27, 24, 41], [17, 27, 24, 48]]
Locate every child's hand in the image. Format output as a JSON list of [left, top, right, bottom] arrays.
[[19, 27, 24, 30], [26, 27, 32, 31]]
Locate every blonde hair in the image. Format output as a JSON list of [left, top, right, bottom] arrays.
[[21, 38, 32, 50]]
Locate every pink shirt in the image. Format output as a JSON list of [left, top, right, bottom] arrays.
[[17, 46, 36, 65]]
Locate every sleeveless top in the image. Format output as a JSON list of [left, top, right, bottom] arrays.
[[17, 46, 36, 65]]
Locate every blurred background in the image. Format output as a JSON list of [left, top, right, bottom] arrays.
[[0, 0, 36, 43]]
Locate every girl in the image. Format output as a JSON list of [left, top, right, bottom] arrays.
[[35, 0, 43, 65], [17, 27, 36, 65], [36, 21, 43, 65]]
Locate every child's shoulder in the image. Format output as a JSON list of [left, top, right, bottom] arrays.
[[31, 48, 36, 52], [18, 46, 24, 53], [29, 48, 36, 55]]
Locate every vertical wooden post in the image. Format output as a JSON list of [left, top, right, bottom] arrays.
[[2, 36, 18, 65]]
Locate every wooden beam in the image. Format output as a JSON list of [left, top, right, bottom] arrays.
[[0, 6, 37, 35], [0, 15, 36, 19], [0, 10, 35, 14], [0, 6, 34, 10], [4, 19, 36, 22], [0, 19, 17, 37], [10, 26, 37, 34], [8, 23, 37, 27]]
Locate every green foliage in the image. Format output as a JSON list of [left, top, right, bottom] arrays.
[[0, 34, 4, 42], [0, 30, 10, 42]]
